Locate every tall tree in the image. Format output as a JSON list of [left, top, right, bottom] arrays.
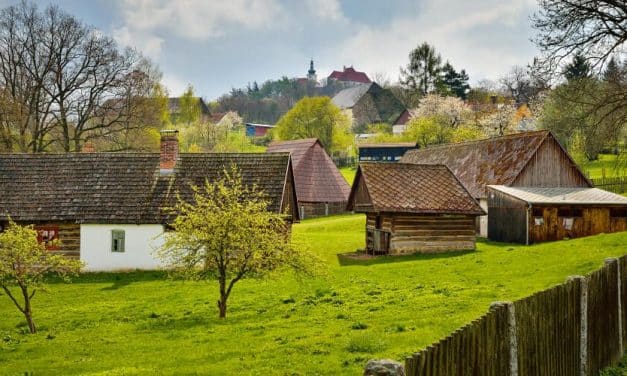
[[563, 52, 592, 81], [438, 62, 471, 100], [0, 1, 161, 152], [400, 42, 442, 97], [273, 96, 351, 155]]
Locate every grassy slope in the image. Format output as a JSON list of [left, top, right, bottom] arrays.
[[1, 214, 626, 375], [581, 153, 625, 179], [339, 167, 356, 185]]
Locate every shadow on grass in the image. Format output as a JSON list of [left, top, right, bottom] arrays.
[[45, 270, 168, 285], [337, 249, 475, 267]]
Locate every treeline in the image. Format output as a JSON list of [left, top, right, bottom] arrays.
[[0, 1, 166, 153]]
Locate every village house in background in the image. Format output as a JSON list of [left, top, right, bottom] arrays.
[[487, 186, 627, 244], [347, 163, 484, 255], [357, 142, 418, 162], [401, 130, 592, 236], [267, 138, 350, 218], [327, 65, 371, 87], [0, 131, 298, 271], [245, 122, 275, 137], [332, 82, 409, 131]]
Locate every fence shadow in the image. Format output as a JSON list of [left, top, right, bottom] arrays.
[[337, 249, 474, 267]]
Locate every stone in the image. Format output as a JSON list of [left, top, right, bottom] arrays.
[[363, 359, 406, 376]]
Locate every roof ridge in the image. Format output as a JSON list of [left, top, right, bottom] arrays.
[[406, 130, 550, 153]]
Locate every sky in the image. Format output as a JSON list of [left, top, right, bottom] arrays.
[[1, 0, 541, 100]]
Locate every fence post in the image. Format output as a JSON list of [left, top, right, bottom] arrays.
[[569, 275, 588, 376], [605, 257, 623, 357], [491, 301, 517, 376]]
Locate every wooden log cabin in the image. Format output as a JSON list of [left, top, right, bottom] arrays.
[[401, 131, 592, 237], [487, 185, 627, 244], [0, 130, 299, 271], [347, 163, 485, 255]]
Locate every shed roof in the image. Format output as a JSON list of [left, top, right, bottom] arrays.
[[267, 139, 350, 203], [401, 130, 590, 198], [348, 163, 485, 215], [0, 153, 293, 224], [488, 186, 627, 205], [358, 142, 417, 149]]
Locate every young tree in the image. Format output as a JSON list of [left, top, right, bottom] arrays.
[[0, 221, 82, 333], [413, 94, 472, 128], [177, 85, 201, 126], [400, 42, 442, 97], [157, 167, 311, 319], [563, 52, 592, 81], [273, 96, 350, 154]]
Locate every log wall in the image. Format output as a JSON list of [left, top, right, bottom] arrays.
[[0, 221, 80, 258], [365, 213, 476, 255]]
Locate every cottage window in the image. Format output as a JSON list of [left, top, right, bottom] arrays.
[[35, 225, 60, 251], [610, 208, 627, 218], [111, 230, 125, 253]]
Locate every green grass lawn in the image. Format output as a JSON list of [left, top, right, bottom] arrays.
[[1, 214, 627, 375], [339, 166, 356, 185], [581, 153, 625, 179]]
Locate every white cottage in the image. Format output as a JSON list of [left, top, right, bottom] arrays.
[[0, 131, 298, 271]]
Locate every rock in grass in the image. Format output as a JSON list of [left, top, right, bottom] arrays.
[[363, 359, 405, 376]]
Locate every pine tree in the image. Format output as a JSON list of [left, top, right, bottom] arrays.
[[563, 52, 591, 81]]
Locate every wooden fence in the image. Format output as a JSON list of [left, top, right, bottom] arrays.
[[405, 255, 627, 375], [590, 176, 626, 194]]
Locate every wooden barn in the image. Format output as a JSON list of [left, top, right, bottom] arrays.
[[487, 185, 627, 244], [347, 163, 485, 255], [267, 138, 351, 218], [401, 131, 592, 236]]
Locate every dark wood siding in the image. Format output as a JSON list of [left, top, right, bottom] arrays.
[[0, 221, 80, 258], [488, 189, 528, 244], [513, 135, 591, 188], [352, 174, 374, 211], [529, 206, 627, 244]]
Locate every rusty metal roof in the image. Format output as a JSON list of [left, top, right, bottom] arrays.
[[488, 185, 627, 205], [267, 139, 350, 203], [348, 163, 485, 215], [401, 131, 556, 198]]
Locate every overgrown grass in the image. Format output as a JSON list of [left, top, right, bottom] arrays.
[[581, 153, 625, 179], [1, 214, 626, 375]]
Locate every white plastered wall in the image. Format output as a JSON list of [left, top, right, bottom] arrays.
[[479, 199, 488, 237], [80, 224, 165, 271]]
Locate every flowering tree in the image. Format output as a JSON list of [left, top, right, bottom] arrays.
[[0, 221, 82, 333]]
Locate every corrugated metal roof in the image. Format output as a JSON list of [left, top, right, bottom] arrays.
[[488, 185, 627, 205]]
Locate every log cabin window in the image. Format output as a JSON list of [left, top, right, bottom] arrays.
[[111, 230, 125, 253], [532, 207, 544, 225], [558, 208, 582, 218], [610, 208, 627, 218], [35, 225, 60, 251]]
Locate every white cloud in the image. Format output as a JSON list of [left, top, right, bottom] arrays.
[[329, 0, 538, 84], [162, 73, 189, 97], [112, 0, 284, 57], [305, 0, 346, 22]]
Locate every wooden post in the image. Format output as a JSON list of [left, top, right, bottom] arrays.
[[569, 275, 588, 376], [605, 257, 623, 357], [491, 301, 517, 376]]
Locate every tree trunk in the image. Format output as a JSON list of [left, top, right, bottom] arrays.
[[217, 295, 227, 319], [20, 285, 36, 334]]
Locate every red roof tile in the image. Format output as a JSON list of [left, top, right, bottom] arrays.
[[328, 66, 371, 84]]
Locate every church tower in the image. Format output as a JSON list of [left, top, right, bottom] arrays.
[[307, 59, 317, 82]]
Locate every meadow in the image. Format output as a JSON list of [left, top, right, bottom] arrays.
[[1, 214, 626, 375]]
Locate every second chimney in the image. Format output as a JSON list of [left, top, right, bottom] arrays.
[[160, 130, 179, 173]]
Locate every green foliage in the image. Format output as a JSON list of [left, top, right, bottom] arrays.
[[437, 62, 470, 99], [157, 166, 313, 318], [1, 215, 627, 374], [563, 52, 591, 81], [0, 220, 82, 333], [366, 123, 393, 135], [404, 116, 452, 147], [274, 96, 352, 155], [400, 42, 442, 97], [176, 85, 201, 125]]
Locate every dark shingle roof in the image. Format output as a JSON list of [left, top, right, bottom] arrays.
[[267, 139, 350, 203], [401, 131, 584, 198], [332, 83, 407, 125], [348, 163, 484, 215], [0, 153, 291, 223]]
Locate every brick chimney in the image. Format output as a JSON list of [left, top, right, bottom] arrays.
[[160, 130, 179, 172], [81, 141, 96, 153]]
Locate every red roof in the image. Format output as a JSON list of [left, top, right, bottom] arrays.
[[328, 66, 371, 84], [267, 139, 350, 203]]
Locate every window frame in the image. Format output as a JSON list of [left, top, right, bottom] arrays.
[[111, 229, 126, 253]]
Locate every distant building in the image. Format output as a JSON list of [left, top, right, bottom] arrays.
[[332, 83, 408, 131], [245, 123, 274, 137], [328, 66, 371, 86], [307, 59, 317, 82], [357, 142, 417, 162]]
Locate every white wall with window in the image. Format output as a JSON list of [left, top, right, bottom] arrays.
[[80, 224, 165, 271]]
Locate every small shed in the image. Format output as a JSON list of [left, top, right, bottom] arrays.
[[245, 123, 274, 137], [347, 163, 485, 255], [487, 185, 627, 244], [358, 143, 417, 162]]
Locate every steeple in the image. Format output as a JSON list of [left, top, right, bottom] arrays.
[[307, 59, 317, 81]]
